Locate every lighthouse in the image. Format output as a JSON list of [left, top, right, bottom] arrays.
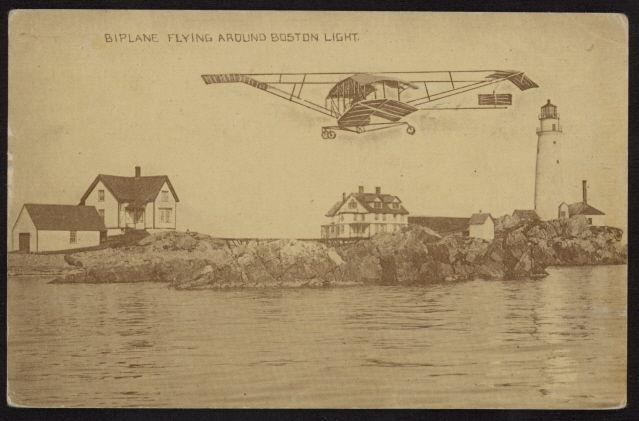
[[534, 99, 564, 220]]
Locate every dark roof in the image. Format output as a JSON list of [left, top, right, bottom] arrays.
[[513, 209, 540, 220], [408, 216, 469, 235], [80, 174, 179, 206], [325, 192, 409, 217], [469, 213, 494, 225], [568, 202, 605, 216], [22, 204, 106, 231]]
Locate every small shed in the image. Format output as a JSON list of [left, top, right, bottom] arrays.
[[469, 213, 495, 241], [12, 204, 106, 253], [512, 209, 540, 222]]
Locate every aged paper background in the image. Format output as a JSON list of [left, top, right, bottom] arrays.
[[8, 11, 627, 238], [7, 11, 627, 408]]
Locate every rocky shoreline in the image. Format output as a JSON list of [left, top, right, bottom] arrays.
[[44, 214, 626, 289]]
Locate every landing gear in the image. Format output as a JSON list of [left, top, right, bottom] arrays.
[[321, 127, 336, 139], [406, 125, 416, 135]]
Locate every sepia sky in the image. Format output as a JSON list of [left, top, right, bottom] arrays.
[[8, 11, 628, 238]]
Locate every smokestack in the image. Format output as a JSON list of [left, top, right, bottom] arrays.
[[135, 166, 141, 177], [582, 180, 587, 204], [358, 186, 364, 193], [375, 186, 381, 194]]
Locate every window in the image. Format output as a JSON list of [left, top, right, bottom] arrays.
[[349, 200, 357, 209], [392, 203, 399, 209], [587, 218, 593, 224], [552, 124, 556, 131], [375, 214, 379, 221], [393, 214, 397, 220], [98, 209, 105, 221], [374, 202, 382, 209], [98, 189, 105, 202], [161, 190, 169, 202], [330, 226, 335, 233], [560, 211, 566, 218], [360, 214, 365, 221], [340, 215, 344, 222], [160, 208, 172, 223], [70, 231, 77, 244]]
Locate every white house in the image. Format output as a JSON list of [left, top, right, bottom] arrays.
[[558, 180, 605, 225], [11, 204, 106, 253], [468, 213, 495, 241], [79, 166, 179, 235], [322, 186, 409, 239]]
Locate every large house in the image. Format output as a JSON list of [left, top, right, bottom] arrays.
[[11, 204, 106, 253], [79, 166, 179, 235], [322, 186, 409, 239]]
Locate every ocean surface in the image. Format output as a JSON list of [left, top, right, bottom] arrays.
[[7, 265, 626, 408]]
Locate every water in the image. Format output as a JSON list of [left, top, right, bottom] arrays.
[[7, 265, 626, 408]]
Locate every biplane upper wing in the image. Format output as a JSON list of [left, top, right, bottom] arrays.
[[201, 70, 538, 116], [201, 73, 337, 117], [398, 70, 539, 107]]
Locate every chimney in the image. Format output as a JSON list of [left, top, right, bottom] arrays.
[[375, 186, 381, 194], [342, 192, 346, 201], [135, 166, 141, 177], [358, 185, 364, 193], [582, 180, 587, 204]]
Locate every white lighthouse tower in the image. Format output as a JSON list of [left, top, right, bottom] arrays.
[[534, 99, 564, 220]]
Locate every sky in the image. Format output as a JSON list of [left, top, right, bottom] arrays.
[[8, 11, 628, 238]]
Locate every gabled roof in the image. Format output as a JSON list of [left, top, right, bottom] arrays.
[[408, 216, 469, 235], [513, 209, 540, 220], [469, 213, 494, 225], [21, 204, 106, 231], [325, 192, 409, 217], [79, 174, 179, 206], [568, 202, 605, 216]]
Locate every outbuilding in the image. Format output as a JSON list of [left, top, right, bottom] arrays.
[[469, 213, 495, 241], [11, 204, 106, 253]]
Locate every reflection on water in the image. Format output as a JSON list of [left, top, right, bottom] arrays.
[[8, 265, 626, 408]]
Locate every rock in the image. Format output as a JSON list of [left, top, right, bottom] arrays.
[[50, 220, 626, 288]]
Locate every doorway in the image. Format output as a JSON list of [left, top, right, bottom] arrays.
[[18, 233, 30, 253]]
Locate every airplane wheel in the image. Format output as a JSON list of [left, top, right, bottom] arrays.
[[328, 130, 336, 139], [406, 125, 416, 135]]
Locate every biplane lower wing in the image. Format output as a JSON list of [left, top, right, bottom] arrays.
[[337, 99, 418, 128], [201, 73, 334, 117]]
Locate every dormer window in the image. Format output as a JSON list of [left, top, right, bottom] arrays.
[[161, 190, 169, 202], [392, 203, 399, 209], [374, 202, 382, 209], [348, 200, 357, 209], [98, 189, 105, 202]]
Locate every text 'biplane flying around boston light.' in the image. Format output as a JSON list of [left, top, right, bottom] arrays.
[[201, 70, 538, 139]]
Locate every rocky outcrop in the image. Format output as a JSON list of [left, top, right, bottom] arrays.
[[51, 215, 626, 289]]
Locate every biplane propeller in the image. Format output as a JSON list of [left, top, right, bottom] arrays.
[[201, 70, 538, 139]]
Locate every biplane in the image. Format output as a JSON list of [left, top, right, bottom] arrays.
[[201, 70, 538, 139]]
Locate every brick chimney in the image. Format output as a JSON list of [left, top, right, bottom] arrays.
[[582, 180, 587, 204], [135, 166, 141, 177], [375, 186, 381, 194], [358, 185, 364, 193]]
